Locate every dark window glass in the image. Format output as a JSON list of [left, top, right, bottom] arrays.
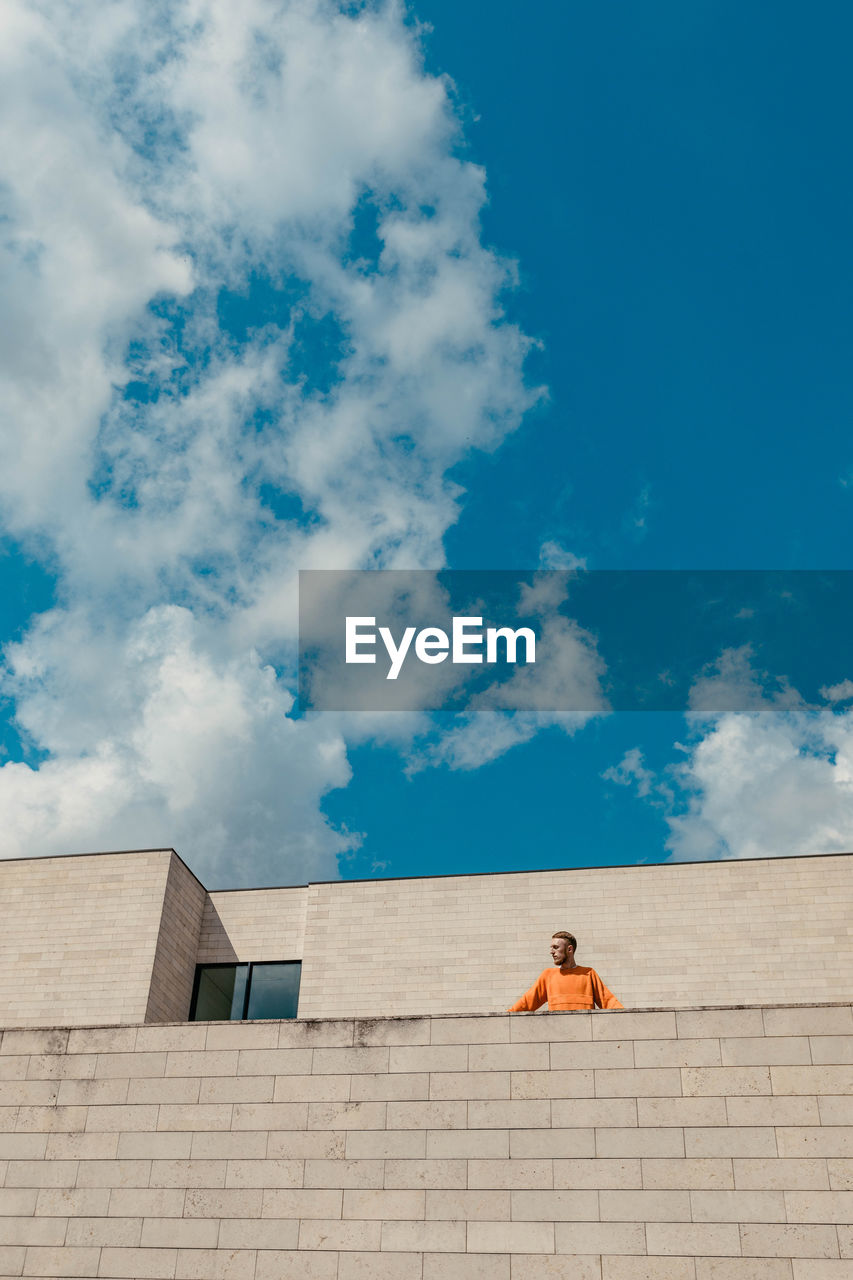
[[245, 962, 301, 1020], [190, 962, 300, 1021], [192, 965, 248, 1021]]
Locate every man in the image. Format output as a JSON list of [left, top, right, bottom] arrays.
[[508, 931, 623, 1012]]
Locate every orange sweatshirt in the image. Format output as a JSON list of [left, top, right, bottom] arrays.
[[508, 964, 623, 1012]]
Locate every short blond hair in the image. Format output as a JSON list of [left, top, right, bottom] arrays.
[[552, 931, 577, 951]]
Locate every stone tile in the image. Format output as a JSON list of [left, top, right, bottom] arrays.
[[431, 1018, 511, 1045], [827, 1159, 853, 1191], [216, 1220, 301, 1250], [149, 1159, 227, 1188], [510, 1190, 599, 1221], [690, 1189, 786, 1221], [381, 1220, 465, 1251], [182, 1188, 265, 1218], [592, 1013, 677, 1041], [261, 1188, 343, 1218], [720, 1038, 810, 1066], [255, 1248, 338, 1279], [511, 1256, 600, 1280], [345, 1130, 426, 1159], [600, 1189, 691, 1221], [553, 1222, 645, 1255], [308, 1101, 386, 1130], [469, 1101, 551, 1130], [733, 1159, 829, 1191], [762, 1008, 853, 1037], [468, 1160, 553, 1190], [509, 1129, 595, 1159], [391, 1046, 468, 1073], [469, 1045, 549, 1073], [771, 1066, 853, 1095], [343, 1189, 425, 1219], [354, 1017, 430, 1048], [784, 1190, 853, 1223], [467, 1221, 555, 1253], [740, 1223, 840, 1258], [682, 1067, 771, 1096], [427, 1190, 511, 1220], [550, 1099, 636, 1128], [684, 1128, 777, 1158], [554, 1159, 642, 1189], [298, 1219, 381, 1251], [224, 1159, 303, 1188], [637, 1098, 727, 1128], [346, 1253, 431, 1280], [424, 1256, 510, 1280], [174, 1247, 258, 1279], [509, 1016, 592, 1045], [601, 1261, 695, 1280], [427, 1130, 509, 1159], [512, 1071, 594, 1100], [22, 1245, 100, 1277], [694, 1262, 791, 1280], [776, 1128, 853, 1158], [387, 1101, 467, 1130], [384, 1159, 467, 1189], [303, 1160, 384, 1189], [237, 1049, 314, 1076], [725, 1096, 820, 1127], [810, 1036, 853, 1065], [645, 1223, 741, 1256], [431, 1072, 510, 1100], [642, 1159, 734, 1190], [98, 1246, 179, 1277], [350, 1072, 428, 1101], [596, 1129, 685, 1158], [676, 1011, 764, 1040], [634, 1040, 721, 1069]]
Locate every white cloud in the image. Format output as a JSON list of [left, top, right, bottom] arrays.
[[666, 707, 853, 862], [0, 0, 538, 882], [609, 647, 853, 863]]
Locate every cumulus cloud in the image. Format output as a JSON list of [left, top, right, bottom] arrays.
[[0, 0, 538, 883], [407, 572, 608, 773], [608, 647, 853, 864]]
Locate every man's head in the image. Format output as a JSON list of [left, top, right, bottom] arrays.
[[550, 932, 577, 966]]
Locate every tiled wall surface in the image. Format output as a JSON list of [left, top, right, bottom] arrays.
[[0, 851, 177, 1029], [0, 1006, 850, 1279], [146, 859, 207, 1026], [197, 889, 308, 966], [297, 855, 853, 1017]]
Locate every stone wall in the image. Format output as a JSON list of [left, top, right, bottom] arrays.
[[146, 858, 207, 1026], [2, 850, 851, 1028], [197, 888, 308, 966], [295, 854, 853, 1017], [0, 851, 176, 1029], [0, 1005, 850, 1279]]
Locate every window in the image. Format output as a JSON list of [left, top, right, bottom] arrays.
[[189, 962, 301, 1021]]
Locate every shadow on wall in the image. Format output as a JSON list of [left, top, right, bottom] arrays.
[[199, 903, 240, 964]]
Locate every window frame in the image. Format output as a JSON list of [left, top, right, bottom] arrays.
[[188, 960, 301, 1022]]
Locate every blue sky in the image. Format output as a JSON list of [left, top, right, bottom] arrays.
[[1, 0, 851, 887]]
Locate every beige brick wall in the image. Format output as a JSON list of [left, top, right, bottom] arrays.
[[146, 857, 207, 1025], [297, 855, 853, 1017], [0, 851, 176, 1029], [197, 888, 307, 964], [0, 1005, 850, 1278], [3, 851, 851, 1028]]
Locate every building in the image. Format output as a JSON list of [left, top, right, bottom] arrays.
[[0, 848, 850, 1278]]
